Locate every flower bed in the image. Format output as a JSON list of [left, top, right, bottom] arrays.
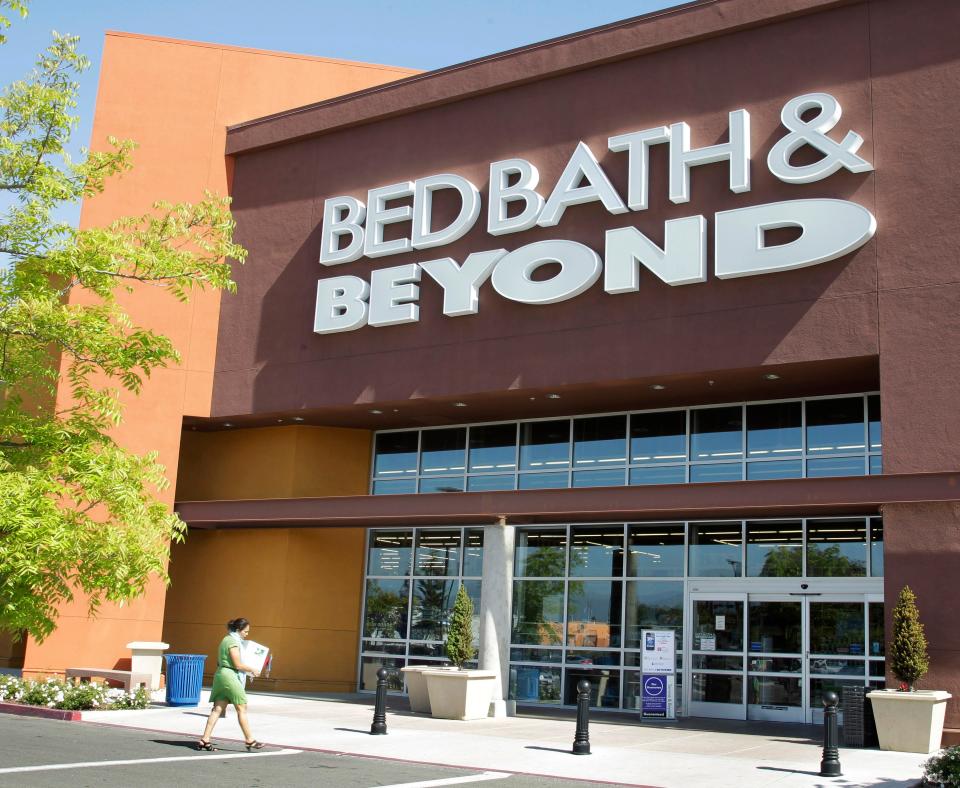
[[0, 674, 150, 711]]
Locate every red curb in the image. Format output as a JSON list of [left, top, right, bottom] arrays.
[[0, 701, 81, 722]]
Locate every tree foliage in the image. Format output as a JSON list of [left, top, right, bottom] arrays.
[[0, 3, 247, 641], [445, 584, 475, 669], [890, 585, 929, 690]]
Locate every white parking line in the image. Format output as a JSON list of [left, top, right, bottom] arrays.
[[0, 748, 300, 774], [373, 772, 511, 788]]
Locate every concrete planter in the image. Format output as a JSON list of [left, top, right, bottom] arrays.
[[867, 689, 952, 753], [401, 665, 459, 713], [424, 669, 497, 720]]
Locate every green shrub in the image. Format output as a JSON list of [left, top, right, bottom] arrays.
[[890, 585, 930, 690], [445, 584, 475, 669], [924, 746, 960, 786], [0, 676, 150, 710]]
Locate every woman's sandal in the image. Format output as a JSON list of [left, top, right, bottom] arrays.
[[245, 740, 265, 751], [196, 739, 215, 751]]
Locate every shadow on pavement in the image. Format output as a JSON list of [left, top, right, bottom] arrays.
[[525, 745, 574, 755], [334, 727, 373, 735], [756, 766, 821, 777]]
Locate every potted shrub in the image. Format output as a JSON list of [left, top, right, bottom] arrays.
[[868, 586, 952, 753], [423, 585, 497, 720]]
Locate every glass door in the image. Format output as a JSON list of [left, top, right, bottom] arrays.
[[746, 597, 804, 722], [807, 596, 872, 724], [688, 594, 746, 719]]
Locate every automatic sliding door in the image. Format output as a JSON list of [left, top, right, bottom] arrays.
[[747, 599, 804, 722], [689, 595, 746, 719]]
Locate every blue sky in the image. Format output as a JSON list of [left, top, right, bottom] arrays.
[[2, 0, 684, 228]]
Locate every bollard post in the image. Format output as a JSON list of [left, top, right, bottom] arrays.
[[820, 691, 842, 777], [572, 679, 591, 755], [370, 667, 388, 735]]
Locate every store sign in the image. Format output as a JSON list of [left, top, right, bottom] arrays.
[[313, 92, 876, 334], [641, 629, 676, 719]]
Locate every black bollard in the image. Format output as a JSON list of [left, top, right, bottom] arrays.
[[370, 667, 388, 735], [572, 678, 591, 755], [820, 691, 842, 777]]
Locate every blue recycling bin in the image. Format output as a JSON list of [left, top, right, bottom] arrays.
[[164, 653, 207, 706]]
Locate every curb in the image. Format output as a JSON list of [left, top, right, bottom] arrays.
[[0, 701, 81, 721]]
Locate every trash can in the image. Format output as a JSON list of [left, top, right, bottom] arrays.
[[164, 654, 207, 707]]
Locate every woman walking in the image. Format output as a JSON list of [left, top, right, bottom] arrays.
[[197, 617, 264, 751]]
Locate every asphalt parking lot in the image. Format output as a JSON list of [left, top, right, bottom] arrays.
[[0, 715, 637, 788]]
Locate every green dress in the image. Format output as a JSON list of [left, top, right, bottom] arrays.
[[209, 635, 247, 705]]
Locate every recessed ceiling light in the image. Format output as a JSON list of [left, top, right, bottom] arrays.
[[222, 422, 234, 428], [546, 393, 561, 399], [453, 402, 468, 408], [764, 373, 781, 381], [292, 416, 304, 422], [276, 419, 284, 423], [370, 409, 383, 415], [650, 384, 666, 391], [392, 409, 399, 413], [529, 397, 536, 401]]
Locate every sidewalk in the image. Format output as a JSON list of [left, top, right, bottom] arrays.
[[82, 691, 928, 787]]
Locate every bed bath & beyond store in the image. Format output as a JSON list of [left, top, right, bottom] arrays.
[[7, 0, 960, 740]]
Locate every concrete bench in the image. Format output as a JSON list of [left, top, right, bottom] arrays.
[[65, 668, 151, 692]]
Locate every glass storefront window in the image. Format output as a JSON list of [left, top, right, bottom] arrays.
[[360, 656, 404, 691], [367, 531, 413, 576], [690, 463, 742, 483], [409, 578, 457, 641], [363, 579, 410, 639], [418, 477, 465, 494], [570, 526, 623, 577], [630, 411, 686, 464], [623, 580, 683, 648], [689, 523, 743, 577], [564, 669, 621, 708], [868, 395, 881, 452], [747, 401, 801, 457], [573, 415, 627, 469], [807, 456, 865, 477], [806, 397, 865, 456], [512, 579, 565, 645], [869, 602, 885, 657], [510, 665, 562, 704], [810, 602, 865, 655], [462, 529, 484, 577], [519, 472, 568, 490], [374, 432, 418, 478], [691, 406, 743, 461], [419, 428, 466, 475], [373, 479, 417, 495], [566, 581, 622, 648], [515, 528, 567, 577], [467, 474, 514, 491], [692, 674, 743, 705], [520, 420, 570, 470], [693, 599, 743, 652], [630, 465, 686, 485], [870, 518, 884, 576], [746, 459, 802, 480], [627, 523, 684, 577], [572, 468, 626, 487], [746, 521, 802, 577], [468, 423, 517, 473], [414, 529, 461, 576], [807, 519, 867, 577], [748, 601, 801, 653]]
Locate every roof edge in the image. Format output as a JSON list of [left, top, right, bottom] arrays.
[[225, 0, 860, 156]]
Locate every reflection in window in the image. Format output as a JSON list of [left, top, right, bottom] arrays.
[[747, 402, 801, 457], [690, 463, 742, 483], [419, 477, 465, 494], [746, 521, 802, 577], [368, 531, 413, 576], [515, 529, 567, 577], [869, 602, 885, 657], [409, 578, 457, 641], [414, 529, 461, 576], [374, 432, 418, 477], [689, 523, 743, 577], [630, 411, 686, 464], [574, 415, 627, 468], [573, 468, 626, 487], [467, 474, 514, 492], [363, 579, 410, 639], [624, 580, 683, 648], [462, 529, 484, 577], [566, 580, 622, 648], [747, 460, 802, 480], [469, 423, 517, 473], [564, 669, 621, 708], [868, 395, 881, 451], [519, 472, 568, 490], [691, 406, 743, 460], [510, 665, 562, 704], [810, 602, 865, 655], [419, 428, 466, 475], [807, 456, 865, 478], [520, 420, 570, 470], [630, 465, 686, 485], [807, 520, 867, 577], [628, 524, 685, 577], [373, 479, 417, 495], [570, 526, 623, 577], [512, 580, 565, 645], [870, 518, 884, 577], [806, 397, 865, 455], [748, 601, 802, 653]]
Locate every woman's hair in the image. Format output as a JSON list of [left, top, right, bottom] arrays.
[[226, 617, 250, 633]]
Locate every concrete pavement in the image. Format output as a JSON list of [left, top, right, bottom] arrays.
[[81, 691, 929, 787]]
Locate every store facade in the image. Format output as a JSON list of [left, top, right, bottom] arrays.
[[12, 0, 959, 739]]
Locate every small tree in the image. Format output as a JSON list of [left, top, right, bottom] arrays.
[[890, 585, 930, 691], [445, 584, 475, 669]]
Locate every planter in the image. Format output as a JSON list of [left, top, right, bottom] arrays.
[[400, 665, 459, 713], [424, 669, 498, 720], [867, 689, 952, 753]]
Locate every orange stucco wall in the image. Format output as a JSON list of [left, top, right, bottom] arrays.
[[162, 527, 366, 692], [176, 425, 372, 501], [22, 32, 415, 678]]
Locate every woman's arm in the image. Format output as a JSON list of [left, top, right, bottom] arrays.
[[228, 645, 260, 677]]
